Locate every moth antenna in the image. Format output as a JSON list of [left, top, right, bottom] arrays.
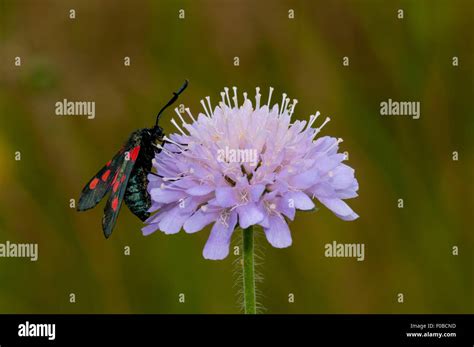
[[155, 80, 189, 126]]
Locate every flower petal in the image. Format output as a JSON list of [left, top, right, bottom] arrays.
[[215, 187, 238, 208], [142, 223, 159, 236], [318, 197, 358, 220], [158, 205, 192, 234], [288, 168, 319, 189], [150, 188, 185, 203], [250, 184, 265, 201], [331, 164, 355, 190], [183, 210, 219, 233], [237, 202, 264, 229], [264, 215, 292, 248], [203, 211, 237, 260], [186, 185, 214, 196], [277, 198, 296, 220], [284, 191, 315, 210]]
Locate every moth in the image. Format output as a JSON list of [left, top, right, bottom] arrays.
[[77, 80, 188, 238]]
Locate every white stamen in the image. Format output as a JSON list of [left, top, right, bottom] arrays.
[[220, 92, 226, 105], [163, 135, 186, 149], [200, 99, 210, 117], [325, 138, 343, 153], [155, 144, 176, 158], [240, 190, 249, 203], [232, 86, 238, 108], [224, 87, 231, 107], [280, 93, 287, 115], [174, 107, 187, 125], [311, 116, 331, 140], [306, 111, 320, 129], [201, 205, 208, 212], [289, 99, 298, 116], [218, 210, 230, 227], [170, 118, 186, 135], [255, 87, 261, 109], [318, 116, 331, 131], [185, 107, 196, 122], [206, 96, 213, 117], [243, 92, 248, 101], [267, 86, 274, 106]]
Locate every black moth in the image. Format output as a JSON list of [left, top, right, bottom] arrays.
[[77, 80, 188, 238]]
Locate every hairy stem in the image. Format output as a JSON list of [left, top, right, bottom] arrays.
[[242, 226, 256, 314]]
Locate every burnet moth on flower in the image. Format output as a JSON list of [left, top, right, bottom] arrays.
[[77, 80, 189, 238]]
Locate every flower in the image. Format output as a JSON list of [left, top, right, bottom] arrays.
[[143, 87, 359, 260]]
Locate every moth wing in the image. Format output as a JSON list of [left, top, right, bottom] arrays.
[[102, 145, 141, 238], [77, 148, 125, 211]]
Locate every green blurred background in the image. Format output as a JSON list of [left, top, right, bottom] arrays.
[[0, 0, 472, 314]]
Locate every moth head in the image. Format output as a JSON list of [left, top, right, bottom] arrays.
[[151, 125, 164, 142]]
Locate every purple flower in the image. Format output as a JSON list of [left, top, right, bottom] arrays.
[[143, 87, 359, 260]]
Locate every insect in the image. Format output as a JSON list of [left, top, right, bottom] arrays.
[[77, 80, 188, 238]]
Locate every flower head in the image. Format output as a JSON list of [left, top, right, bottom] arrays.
[[143, 87, 359, 260]]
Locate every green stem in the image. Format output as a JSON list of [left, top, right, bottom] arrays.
[[242, 226, 256, 314]]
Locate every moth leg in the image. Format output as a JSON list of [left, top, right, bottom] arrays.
[[162, 139, 188, 147], [152, 142, 182, 154], [148, 172, 163, 178]]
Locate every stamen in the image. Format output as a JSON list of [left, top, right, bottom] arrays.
[[255, 87, 261, 109], [224, 87, 231, 107], [306, 111, 320, 129], [232, 86, 238, 108], [289, 99, 298, 117], [243, 92, 248, 101], [200, 99, 210, 117], [163, 135, 186, 149], [154, 143, 175, 157], [220, 92, 226, 105], [267, 86, 274, 107], [206, 96, 213, 117], [280, 93, 287, 115], [311, 117, 331, 140], [240, 190, 249, 203], [174, 107, 187, 125], [185, 107, 196, 122], [318, 116, 331, 131], [324, 138, 343, 153], [218, 210, 230, 227], [170, 118, 186, 136]]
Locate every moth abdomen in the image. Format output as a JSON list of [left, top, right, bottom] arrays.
[[124, 165, 151, 221]]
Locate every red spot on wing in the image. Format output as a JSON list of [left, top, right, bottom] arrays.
[[113, 181, 120, 193], [111, 172, 119, 185], [106, 160, 111, 167], [120, 175, 126, 183], [130, 146, 140, 161], [101, 169, 111, 181], [112, 197, 119, 211], [89, 178, 99, 190]]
